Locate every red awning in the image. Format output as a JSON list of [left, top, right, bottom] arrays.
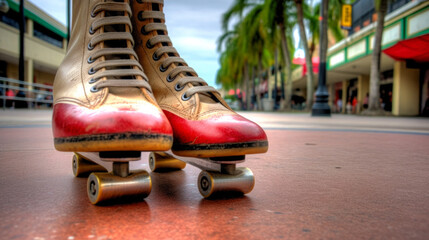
[[292, 57, 319, 65], [292, 57, 319, 76], [383, 33, 429, 62]]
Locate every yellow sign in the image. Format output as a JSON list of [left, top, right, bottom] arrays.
[[341, 4, 352, 30]]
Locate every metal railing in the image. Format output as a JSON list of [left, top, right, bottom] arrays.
[[0, 77, 53, 110]]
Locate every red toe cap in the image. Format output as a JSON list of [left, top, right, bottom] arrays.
[[163, 110, 267, 147], [52, 103, 172, 138]]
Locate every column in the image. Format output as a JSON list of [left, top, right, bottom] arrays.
[[392, 61, 420, 116], [357, 75, 369, 114], [24, 59, 34, 108], [63, 38, 68, 51], [26, 18, 33, 36], [25, 59, 33, 90]]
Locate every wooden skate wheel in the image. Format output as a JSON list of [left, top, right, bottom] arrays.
[[197, 167, 255, 198], [72, 153, 106, 177], [149, 152, 186, 172], [87, 170, 152, 204]]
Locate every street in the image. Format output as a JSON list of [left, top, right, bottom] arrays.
[[0, 110, 428, 239]]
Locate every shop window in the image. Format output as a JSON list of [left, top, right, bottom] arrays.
[[0, 60, 6, 77], [33, 22, 63, 48], [349, 0, 411, 35], [381, 70, 393, 82], [0, 9, 25, 30], [380, 70, 393, 112], [388, 0, 411, 13]]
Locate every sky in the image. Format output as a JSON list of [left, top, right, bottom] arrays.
[[28, 0, 235, 88]]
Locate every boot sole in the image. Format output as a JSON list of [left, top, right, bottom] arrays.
[[54, 132, 173, 152], [171, 140, 269, 158]]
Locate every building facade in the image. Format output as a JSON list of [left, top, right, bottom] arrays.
[[292, 0, 429, 116], [0, 0, 67, 88]]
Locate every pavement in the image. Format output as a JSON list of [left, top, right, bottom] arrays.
[[0, 109, 428, 239]]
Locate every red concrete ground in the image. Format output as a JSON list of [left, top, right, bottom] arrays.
[[0, 110, 428, 239]]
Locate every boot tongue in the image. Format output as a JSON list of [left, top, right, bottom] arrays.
[[193, 89, 231, 116], [104, 19, 140, 95], [109, 87, 141, 98], [104, 87, 145, 110], [198, 92, 217, 104], [197, 94, 231, 118]]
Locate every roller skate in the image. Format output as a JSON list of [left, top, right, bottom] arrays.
[[131, 0, 268, 198], [52, 0, 173, 204]]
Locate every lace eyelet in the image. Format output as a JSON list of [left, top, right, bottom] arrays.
[[181, 93, 191, 101], [166, 74, 174, 82], [89, 78, 97, 84], [88, 42, 94, 50], [152, 53, 160, 61], [90, 86, 101, 93], [88, 68, 96, 75], [146, 40, 154, 49], [159, 64, 167, 72], [89, 26, 95, 35], [87, 56, 95, 64], [137, 0, 143, 4], [90, 11, 96, 18], [138, 11, 144, 21], [175, 83, 184, 91], [141, 26, 149, 35]]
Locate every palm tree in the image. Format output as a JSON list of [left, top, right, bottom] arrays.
[[306, 2, 320, 61], [239, 4, 271, 110], [327, 0, 345, 42], [263, 0, 296, 110], [218, 1, 269, 110], [367, 0, 389, 113], [305, 0, 344, 62], [221, 0, 259, 32], [216, 32, 242, 90], [296, 0, 345, 111], [295, 0, 315, 110], [218, 0, 254, 109]]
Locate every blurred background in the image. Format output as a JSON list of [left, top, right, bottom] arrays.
[[0, 0, 428, 116]]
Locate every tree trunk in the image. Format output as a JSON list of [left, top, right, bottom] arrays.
[[274, 49, 279, 109], [243, 63, 250, 110], [368, 0, 388, 112], [309, 41, 315, 62], [295, 0, 314, 110], [279, 22, 292, 110], [251, 66, 256, 110], [256, 60, 263, 111]]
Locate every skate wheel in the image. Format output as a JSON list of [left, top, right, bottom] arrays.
[[72, 153, 107, 177], [149, 152, 186, 172], [87, 171, 152, 204], [198, 167, 255, 198]]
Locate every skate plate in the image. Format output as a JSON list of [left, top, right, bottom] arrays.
[[73, 151, 151, 204], [149, 151, 255, 198]]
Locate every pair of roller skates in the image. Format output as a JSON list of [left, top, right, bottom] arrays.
[[52, 0, 268, 204]]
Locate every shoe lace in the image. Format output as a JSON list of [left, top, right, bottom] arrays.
[[87, 1, 152, 93], [136, 0, 218, 101]]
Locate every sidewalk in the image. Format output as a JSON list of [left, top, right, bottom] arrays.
[[241, 111, 429, 134], [0, 110, 428, 239], [2, 109, 429, 133]]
